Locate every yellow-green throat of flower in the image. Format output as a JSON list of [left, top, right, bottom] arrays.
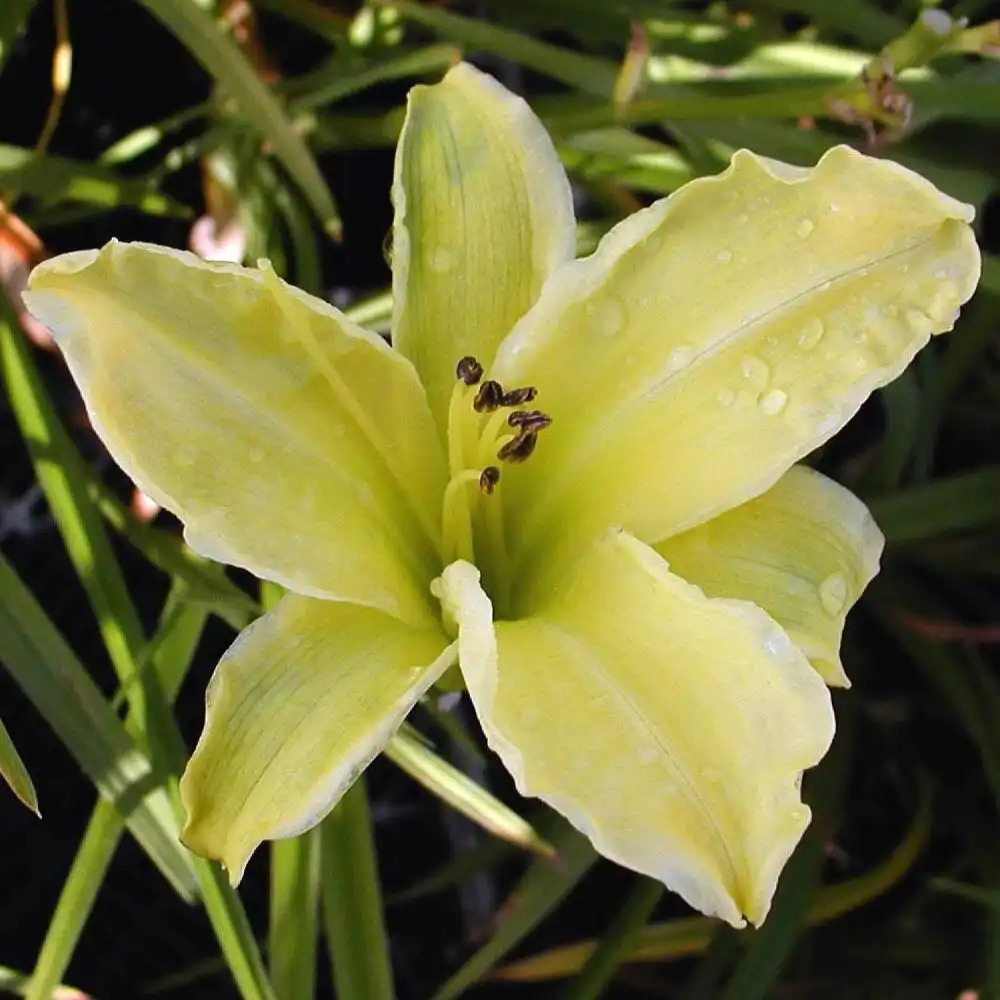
[[441, 355, 552, 610]]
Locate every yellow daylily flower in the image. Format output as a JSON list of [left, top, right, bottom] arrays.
[[24, 63, 979, 927]]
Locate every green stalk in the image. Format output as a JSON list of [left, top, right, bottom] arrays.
[[320, 780, 396, 1000]]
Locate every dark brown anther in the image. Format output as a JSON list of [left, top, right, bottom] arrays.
[[498, 431, 538, 463], [479, 466, 501, 494], [501, 386, 537, 406], [456, 356, 484, 385], [508, 409, 552, 433], [473, 380, 505, 412]]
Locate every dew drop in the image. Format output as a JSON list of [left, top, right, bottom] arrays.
[[795, 218, 815, 239], [905, 308, 933, 335], [585, 296, 627, 338], [735, 212, 749, 225], [818, 572, 848, 616], [636, 745, 658, 766], [739, 355, 770, 385], [249, 446, 265, 464], [829, 202, 841, 213], [797, 318, 824, 350], [716, 249, 733, 264], [852, 330, 869, 346], [760, 388, 788, 416], [716, 387, 735, 407], [934, 268, 948, 280], [429, 246, 454, 273], [666, 344, 695, 372]]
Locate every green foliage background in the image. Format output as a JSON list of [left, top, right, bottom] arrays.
[[2, 1, 1000, 998]]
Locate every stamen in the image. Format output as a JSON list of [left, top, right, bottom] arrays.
[[473, 380, 505, 412], [456, 356, 484, 385], [479, 466, 501, 494], [498, 431, 538, 463], [508, 410, 552, 432], [501, 386, 537, 406]]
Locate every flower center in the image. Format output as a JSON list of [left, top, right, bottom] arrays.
[[442, 355, 551, 606]]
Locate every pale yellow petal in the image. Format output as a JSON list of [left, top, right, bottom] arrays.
[[435, 532, 834, 926], [26, 242, 446, 626], [656, 465, 883, 687], [391, 62, 575, 432], [491, 146, 979, 598], [179, 594, 453, 880]]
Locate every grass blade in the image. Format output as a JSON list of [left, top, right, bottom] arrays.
[[321, 779, 396, 1000], [431, 820, 597, 1000], [0, 711, 38, 813], [269, 832, 321, 1000], [384, 727, 554, 858], [0, 551, 195, 898], [133, 0, 341, 236], [560, 877, 664, 1000]]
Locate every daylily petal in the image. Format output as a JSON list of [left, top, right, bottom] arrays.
[[492, 146, 979, 598], [434, 531, 834, 927], [391, 62, 575, 433], [656, 465, 883, 687], [180, 593, 453, 881], [25, 242, 446, 626]]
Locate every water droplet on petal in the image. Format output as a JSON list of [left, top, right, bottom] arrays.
[[249, 447, 265, 464], [905, 308, 933, 336], [430, 247, 454, 273], [716, 387, 735, 407], [735, 213, 749, 225], [795, 218, 815, 239], [666, 344, 695, 372], [934, 268, 948, 280], [853, 330, 868, 346], [829, 202, 841, 213], [797, 318, 824, 350], [818, 572, 848, 616], [716, 249, 733, 263], [585, 296, 627, 338], [739, 355, 770, 385], [636, 745, 658, 766], [760, 389, 788, 416]]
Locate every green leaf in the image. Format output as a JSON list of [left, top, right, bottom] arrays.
[[0, 712, 38, 814], [385, 726, 554, 858], [430, 819, 597, 1000], [269, 832, 321, 1000], [0, 551, 196, 899], [0, 144, 189, 216], [867, 468, 1000, 544], [133, 0, 341, 236], [321, 779, 396, 1000]]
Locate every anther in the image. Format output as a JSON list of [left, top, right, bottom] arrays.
[[508, 409, 552, 432], [456, 356, 484, 385], [498, 431, 538, 463], [501, 386, 537, 406], [473, 380, 505, 412], [479, 466, 501, 494]]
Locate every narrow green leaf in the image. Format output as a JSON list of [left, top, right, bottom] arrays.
[[0, 712, 38, 814], [431, 820, 597, 1000], [133, 0, 341, 235], [385, 727, 554, 858], [25, 800, 123, 1000], [0, 551, 195, 898], [383, 0, 617, 96], [867, 468, 1000, 544], [560, 877, 664, 1000], [288, 44, 457, 113], [269, 832, 321, 1000], [321, 779, 396, 1000], [0, 144, 189, 216], [871, 370, 922, 493]]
